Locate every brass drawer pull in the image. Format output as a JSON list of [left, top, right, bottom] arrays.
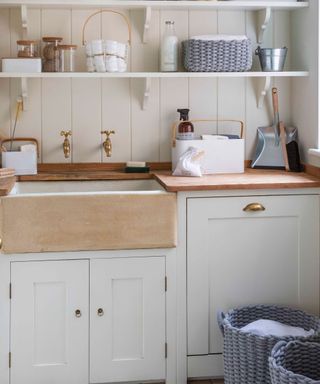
[[243, 203, 265, 212], [75, 309, 82, 318], [97, 308, 104, 317]]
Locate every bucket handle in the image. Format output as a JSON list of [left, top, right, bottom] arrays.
[[172, 119, 244, 148], [82, 10, 132, 46]]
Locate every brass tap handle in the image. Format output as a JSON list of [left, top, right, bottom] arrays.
[[101, 130, 115, 139], [60, 130, 72, 139], [101, 130, 115, 157]]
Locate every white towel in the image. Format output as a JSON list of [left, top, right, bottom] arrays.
[[190, 34, 248, 42], [241, 319, 315, 338]]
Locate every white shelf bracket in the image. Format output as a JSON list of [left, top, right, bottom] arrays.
[[142, 77, 151, 110], [21, 77, 28, 111], [143, 7, 152, 44], [258, 7, 271, 44], [21, 4, 28, 39], [258, 76, 271, 108]]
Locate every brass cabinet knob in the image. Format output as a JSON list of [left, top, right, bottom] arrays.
[[243, 203, 266, 212], [75, 309, 82, 318], [97, 308, 104, 317]]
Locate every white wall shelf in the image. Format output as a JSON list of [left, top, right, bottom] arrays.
[[0, 71, 309, 78], [0, 1, 309, 10], [1, 71, 307, 110]]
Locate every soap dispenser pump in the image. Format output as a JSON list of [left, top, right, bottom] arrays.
[[177, 108, 194, 140]]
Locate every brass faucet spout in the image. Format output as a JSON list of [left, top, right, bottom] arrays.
[[60, 130, 72, 159], [101, 130, 115, 157]]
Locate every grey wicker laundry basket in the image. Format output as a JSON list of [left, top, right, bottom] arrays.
[[217, 305, 320, 384], [269, 341, 320, 384], [182, 37, 252, 72]]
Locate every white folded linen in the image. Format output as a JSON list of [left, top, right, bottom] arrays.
[[241, 319, 315, 338]]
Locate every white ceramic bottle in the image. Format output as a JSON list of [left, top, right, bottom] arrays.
[[160, 21, 178, 72]]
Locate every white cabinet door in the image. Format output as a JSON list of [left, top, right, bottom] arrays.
[[10, 260, 89, 384], [187, 195, 319, 356], [90, 257, 166, 383]]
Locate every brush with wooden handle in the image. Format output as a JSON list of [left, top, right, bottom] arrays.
[[279, 121, 290, 171]]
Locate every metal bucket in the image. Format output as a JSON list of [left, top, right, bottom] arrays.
[[255, 46, 287, 72]]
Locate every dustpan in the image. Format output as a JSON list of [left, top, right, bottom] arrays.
[[252, 88, 297, 169]]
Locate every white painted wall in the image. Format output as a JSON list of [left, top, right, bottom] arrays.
[[0, 8, 300, 163]]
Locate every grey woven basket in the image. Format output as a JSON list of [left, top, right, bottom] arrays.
[[182, 37, 252, 72], [269, 341, 320, 384], [217, 305, 320, 384]]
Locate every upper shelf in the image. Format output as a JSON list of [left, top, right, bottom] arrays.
[[0, 1, 309, 10], [0, 71, 309, 78]]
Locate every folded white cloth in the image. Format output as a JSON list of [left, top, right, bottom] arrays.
[[241, 319, 315, 338], [104, 40, 118, 55], [190, 34, 248, 41]]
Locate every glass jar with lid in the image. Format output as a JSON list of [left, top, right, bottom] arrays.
[[42, 36, 63, 72], [57, 45, 77, 72], [17, 40, 38, 58]]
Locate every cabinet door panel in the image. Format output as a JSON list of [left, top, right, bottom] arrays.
[[187, 195, 319, 356], [90, 257, 166, 383], [11, 260, 89, 384]]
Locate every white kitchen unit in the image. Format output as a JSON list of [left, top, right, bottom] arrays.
[[10, 260, 89, 384], [174, 189, 320, 381], [90, 257, 166, 383], [0, 248, 177, 384]]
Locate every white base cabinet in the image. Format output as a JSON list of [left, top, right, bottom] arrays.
[[10, 260, 89, 384], [8, 253, 171, 384], [90, 257, 166, 383], [186, 194, 320, 377]]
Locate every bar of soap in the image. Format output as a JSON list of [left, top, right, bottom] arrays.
[[125, 166, 150, 173], [126, 161, 146, 168]]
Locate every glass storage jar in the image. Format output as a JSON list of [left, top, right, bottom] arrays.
[[17, 40, 38, 58], [57, 45, 77, 72], [42, 36, 63, 72]]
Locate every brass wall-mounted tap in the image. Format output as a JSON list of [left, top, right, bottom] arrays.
[[101, 130, 115, 157], [60, 130, 72, 159]]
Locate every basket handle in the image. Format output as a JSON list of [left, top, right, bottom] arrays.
[[217, 311, 226, 337], [0, 137, 40, 158], [82, 10, 132, 46], [172, 119, 244, 148]]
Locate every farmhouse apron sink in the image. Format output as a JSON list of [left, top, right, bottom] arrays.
[[0, 180, 177, 254]]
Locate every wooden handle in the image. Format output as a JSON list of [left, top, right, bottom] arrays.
[[0, 137, 40, 157], [82, 10, 131, 46], [279, 121, 290, 171], [272, 87, 279, 115], [171, 119, 244, 148]]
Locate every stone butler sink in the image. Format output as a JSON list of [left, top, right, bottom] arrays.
[[0, 180, 177, 254]]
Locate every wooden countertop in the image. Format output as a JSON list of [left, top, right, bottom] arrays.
[[16, 167, 320, 192], [153, 169, 320, 192]]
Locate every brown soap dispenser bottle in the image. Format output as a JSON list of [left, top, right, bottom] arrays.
[[177, 109, 194, 140]]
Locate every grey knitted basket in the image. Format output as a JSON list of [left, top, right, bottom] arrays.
[[217, 305, 320, 384], [182, 37, 252, 72], [269, 341, 320, 384]]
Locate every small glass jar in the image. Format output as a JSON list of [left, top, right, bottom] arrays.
[[57, 45, 77, 72], [17, 40, 38, 58], [42, 36, 63, 72]]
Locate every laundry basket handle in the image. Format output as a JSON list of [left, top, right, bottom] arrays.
[[171, 119, 244, 148], [82, 10, 132, 46], [217, 311, 226, 337]]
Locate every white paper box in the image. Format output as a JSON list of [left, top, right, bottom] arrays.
[[2, 152, 37, 175], [172, 138, 244, 174], [2, 58, 42, 73]]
